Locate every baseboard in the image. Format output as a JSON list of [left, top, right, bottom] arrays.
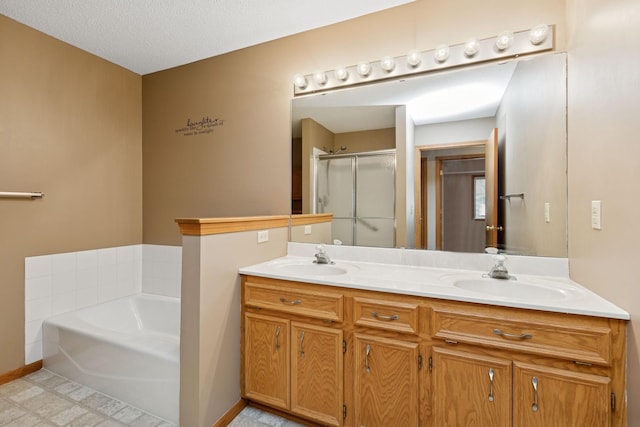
[[212, 399, 248, 427], [0, 360, 43, 386]]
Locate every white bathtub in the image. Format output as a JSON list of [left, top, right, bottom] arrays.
[[43, 293, 180, 424]]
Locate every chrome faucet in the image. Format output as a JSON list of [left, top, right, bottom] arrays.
[[313, 245, 333, 265], [486, 254, 513, 280]]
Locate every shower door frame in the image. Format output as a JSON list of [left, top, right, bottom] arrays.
[[314, 149, 396, 247]]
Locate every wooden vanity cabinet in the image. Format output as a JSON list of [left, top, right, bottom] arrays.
[[432, 346, 512, 426], [352, 333, 420, 426], [242, 277, 344, 426], [512, 362, 611, 427], [350, 295, 424, 427], [243, 312, 290, 410], [430, 300, 626, 427], [241, 275, 627, 427]]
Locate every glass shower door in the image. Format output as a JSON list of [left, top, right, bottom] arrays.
[[316, 156, 354, 246], [356, 153, 395, 247], [315, 150, 396, 247]]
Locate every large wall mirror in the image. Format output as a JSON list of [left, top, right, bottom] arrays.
[[291, 52, 567, 257]]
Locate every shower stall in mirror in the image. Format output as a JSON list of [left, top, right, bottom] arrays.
[[315, 149, 396, 247]]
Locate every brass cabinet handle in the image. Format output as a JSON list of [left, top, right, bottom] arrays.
[[299, 331, 305, 358], [365, 344, 371, 373], [531, 377, 539, 412], [279, 297, 302, 305], [275, 325, 281, 350], [493, 329, 533, 340], [371, 311, 400, 321]]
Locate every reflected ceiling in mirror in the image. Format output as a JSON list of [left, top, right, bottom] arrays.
[[291, 52, 567, 258]]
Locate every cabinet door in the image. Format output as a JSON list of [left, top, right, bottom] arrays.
[[244, 313, 290, 410], [291, 322, 343, 426], [514, 362, 611, 427], [432, 346, 512, 427], [353, 333, 419, 427]]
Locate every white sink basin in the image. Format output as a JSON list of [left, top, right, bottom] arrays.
[[453, 278, 576, 301], [275, 263, 350, 276]]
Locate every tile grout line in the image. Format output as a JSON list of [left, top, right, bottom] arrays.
[[1, 369, 175, 426]]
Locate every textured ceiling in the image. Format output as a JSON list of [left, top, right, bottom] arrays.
[[0, 0, 413, 75]]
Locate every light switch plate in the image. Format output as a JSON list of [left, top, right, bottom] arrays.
[[304, 225, 312, 235], [257, 230, 269, 243], [544, 202, 550, 223], [591, 200, 602, 230]]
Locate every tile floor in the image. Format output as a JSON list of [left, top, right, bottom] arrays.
[[227, 406, 305, 427], [0, 369, 305, 427]]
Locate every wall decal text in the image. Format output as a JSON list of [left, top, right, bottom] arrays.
[[175, 116, 225, 136]]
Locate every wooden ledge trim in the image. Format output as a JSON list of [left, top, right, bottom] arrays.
[[290, 213, 333, 226], [0, 360, 43, 386], [175, 215, 290, 236], [212, 399, 248, 427]]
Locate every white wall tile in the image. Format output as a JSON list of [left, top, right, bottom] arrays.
[[25, 320, 43, 344], [117, 245, 135, 264], [76, 287, 98, 309], [25, 255, 52, 279], [52, 270, 76, 295], [25, 341, 42, 365], [76, 267, 98, 290], [76, 250, 98, 270], [25, 297, 51, 322], [98, 247, 117, 266], [98, 264, 117, 289], [52, 252, 76, 275], [52, 292, 76, 316], [25, 276, 52, 301], [98, 282, 119, 303]]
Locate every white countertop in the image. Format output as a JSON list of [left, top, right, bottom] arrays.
[[239, 255, 630, 320]]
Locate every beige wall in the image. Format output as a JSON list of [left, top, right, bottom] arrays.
[[566, 0, 640, 421], [301, 118, 335, 214], [334, 128, 395, 153], [180, 228, 288, 427], [290, 222, 332, 244], [497, 53, 567, 257], [142, 0, 567, 245], [0, 16, 142, 373]]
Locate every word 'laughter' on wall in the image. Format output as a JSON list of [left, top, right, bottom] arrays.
[[175, 116, 224, 136]]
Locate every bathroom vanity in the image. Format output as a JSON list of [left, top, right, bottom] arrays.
[[239, 254, 628, 427]]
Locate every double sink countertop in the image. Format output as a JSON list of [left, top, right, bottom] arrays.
[[239, 255, 629, 320]]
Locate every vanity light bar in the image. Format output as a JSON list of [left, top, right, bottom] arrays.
[[293, 25, 555, 96]]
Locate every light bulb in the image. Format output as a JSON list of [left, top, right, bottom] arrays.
[[464, 38, 480, 57], [434, 45, 450, 63], [529, 24, 549, 45], [357, 61, 372, 77], [380, 56, 395, 72], [406, 50, 422, 68], [313, 71, 328, 85], [293, 74, 308, 89], [334, 67, 349, 81], [495, 31, 514, 51]]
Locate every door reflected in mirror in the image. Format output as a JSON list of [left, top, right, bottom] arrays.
[[291, 52, 567, 257]]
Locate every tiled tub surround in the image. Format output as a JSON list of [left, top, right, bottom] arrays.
[[43, 294, 180, 424], [25, 244, 182, 365]]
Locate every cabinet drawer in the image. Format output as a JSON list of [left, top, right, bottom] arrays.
[[353, 297, 419, 334], [244, 281, 343, 322], [431, 305, 613, 365]]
